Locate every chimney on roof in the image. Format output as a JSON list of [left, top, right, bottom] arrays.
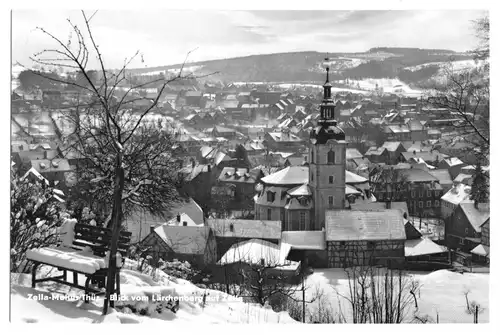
[[43, 150, 47, 159], [413, 150, 416, 155], [229, 223, 234, 232], [177, 213, 181, 223]]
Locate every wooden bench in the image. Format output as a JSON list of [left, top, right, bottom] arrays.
[[27, 222, 132, 306]]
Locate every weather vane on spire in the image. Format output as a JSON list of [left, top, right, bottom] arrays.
[[324, 52, 330, 62]]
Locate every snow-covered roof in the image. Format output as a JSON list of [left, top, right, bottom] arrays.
[[287, 184, 312, 196], [325, 210, 406, 241], [261, 166, 308, 185], [405, 237, 448, 257], [218, 238, 300, 271], [443, 157, 464, 167], [470, 244, 490, 257], [281, 231, 326, 250], [207, 219, 282, 239], [459, 203, 490, 233], [345, 170, 368, 184], [165, 213, 201, 227], [441, 183, 472, 205]]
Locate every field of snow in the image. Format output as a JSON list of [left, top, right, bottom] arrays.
[[404, 60, 481, 72], [336, 78, 424, 97], [11, 262, 296, 324], [299, 269, 489, 323]]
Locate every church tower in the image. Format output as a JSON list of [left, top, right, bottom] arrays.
[[308, 59, 346, 230]]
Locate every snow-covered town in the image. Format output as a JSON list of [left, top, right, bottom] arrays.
[[10, 8, 490, 324]]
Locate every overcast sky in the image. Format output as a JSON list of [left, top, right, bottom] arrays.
[[12, 10, 485, 70]]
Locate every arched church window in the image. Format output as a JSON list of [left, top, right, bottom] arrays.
[[327, 149, 335, 164]]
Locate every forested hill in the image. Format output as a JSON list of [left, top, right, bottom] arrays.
[[126, 48, 473, 85]]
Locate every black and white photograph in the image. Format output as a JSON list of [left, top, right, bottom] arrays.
[[7, 1, 494, 326]]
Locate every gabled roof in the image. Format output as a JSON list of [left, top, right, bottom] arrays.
[[441, 183, 472, 205], [365, 146, 387, 156], [428, 169, 453, 185], [219, 239, 299, 270], [325, 210, 406, 241], [345, 170, 368, 184], [165, 213, 201, 227], [207, 219, 282, 239], [405, 237, 448, 257], [382, 141, 403, 152], [178, 163, 211, 181], [154, 225, 211, 254], [346, 148, 363, 160], [441, 157, 464, 167], [459, 203, 490, 232]]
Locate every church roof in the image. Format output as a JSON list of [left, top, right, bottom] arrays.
[[261, 166, 309, 185], [287, 184, 312, 196]]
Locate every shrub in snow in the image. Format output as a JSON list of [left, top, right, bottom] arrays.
[[10, 176, 67, 273]]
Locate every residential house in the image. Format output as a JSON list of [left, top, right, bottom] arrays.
[[440, 183, 473, 219], [384, 124, 411, 141], [428, 169, 454, 193], [471, 219, 489, 264], [445, 203, 489, 254], [211, 167, 264, 216], [141, 225, 217, 268], [400, 150, 449, 165], [407, 119, 427, 141], [346, 148, 364, 161], [381, 141, 406, 164], [264, 129, 305, 152], [178, 162, 217, 213], [325, 210, 406, 268], [427, 128, 442, 140], [438, 157, 466, 180], [207, 219, 282, 259], [184, 91, 204, 107], [364, 146, 390, 164], [204, 126, 238, 140], [29, 158, 72, 185]]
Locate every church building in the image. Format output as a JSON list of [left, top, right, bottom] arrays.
[[254, 63, 350, 231]]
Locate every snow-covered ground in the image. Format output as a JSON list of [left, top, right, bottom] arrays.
[[232, 82, 370, 95], [299, 269, 489, 323], [11, 263, 296, 324], [403, 60, 482, 73], [336, 78, 424, 97]]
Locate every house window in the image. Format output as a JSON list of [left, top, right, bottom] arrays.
[[328, 196, 334, 207], [465, 227, 468, 235], [427, 190, 432, 197], [329, 176, 334, 184], [267, 208, 272, 220], [299, 212, 306, 231], [311, 173, 314, 182], [419, 201, 423, 208], [311, 150, 314, 163], [411, 190, 416, 198], [419, 190, 424, 197], [435, 191, 440, 197], [459, 238, 464, 245], [426, 201, 431, 208], [327, 150, 335, 164], [435, 200, 440, 207], [267, 191, 275, 202]]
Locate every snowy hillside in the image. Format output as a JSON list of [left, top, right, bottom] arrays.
[[403, 60, 482, 72], [299, 269, 489, 323], [336, 78, 424, 97], [10, 263, 296, 324]]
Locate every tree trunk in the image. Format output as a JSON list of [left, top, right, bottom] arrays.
[[102, 153, 125, 315]]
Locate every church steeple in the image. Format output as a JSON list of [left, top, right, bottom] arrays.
[[309, 55, 345, 145], [319, 56, 337, 126]]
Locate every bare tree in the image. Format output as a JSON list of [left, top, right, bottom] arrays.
[[334, 266, 423, 323], [426, 15, 489, 159], [29, 11, 215, 315]]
